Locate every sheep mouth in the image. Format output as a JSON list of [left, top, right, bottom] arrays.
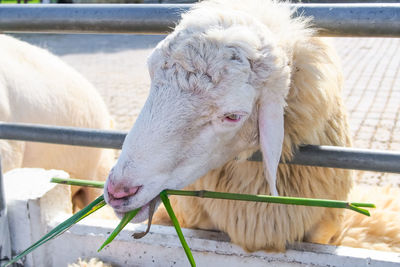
[[115, 196, 161, 224], [107, 185, 143, 210]]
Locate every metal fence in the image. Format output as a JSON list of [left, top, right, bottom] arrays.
[[0, 4, 399, 36], [1, 122, 399, 174], [0, 4, 399, 175]]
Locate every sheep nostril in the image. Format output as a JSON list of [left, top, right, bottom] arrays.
[[107, 183, 140, 199]]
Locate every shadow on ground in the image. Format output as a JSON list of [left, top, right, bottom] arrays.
[[9, 33, 165, 55]]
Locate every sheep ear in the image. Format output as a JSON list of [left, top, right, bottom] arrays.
[[258, 100, 284, 196]]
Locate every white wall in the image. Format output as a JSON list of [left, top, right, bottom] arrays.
[[0, 162, 11, 266]]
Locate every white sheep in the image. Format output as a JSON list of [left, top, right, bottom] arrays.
[[0, 34, 114, 209], [104, 0, 400, 252]]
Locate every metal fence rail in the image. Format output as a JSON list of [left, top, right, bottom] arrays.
[[1, 122, 399, 174], [0, 4, 399, 37], [0, 122, 126, 149]]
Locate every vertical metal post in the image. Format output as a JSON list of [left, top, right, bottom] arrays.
[[0, 157, 12, 266]]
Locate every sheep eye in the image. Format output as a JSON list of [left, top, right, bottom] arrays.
[[224, 113, 242, 122]]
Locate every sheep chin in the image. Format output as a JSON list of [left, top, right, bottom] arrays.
[[114, 197, 161, 224]]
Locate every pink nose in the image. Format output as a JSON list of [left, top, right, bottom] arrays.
[[107, 182, 140, 199]]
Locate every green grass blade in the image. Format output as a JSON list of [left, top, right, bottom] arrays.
[[51, 177, 105, 188], [51, 177, 375, 216], [165, 190, 374, 216], [98, 208, 141, 252], [8, 177, 373, 267], [2, 195, 105, 267], [347, 204, 370, 216], [350, 202, 376, 208], [75, 198, 107, 223], [160, 191, 196, 267]]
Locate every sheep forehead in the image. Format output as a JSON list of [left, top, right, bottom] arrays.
[[150, 39, 252, 99]]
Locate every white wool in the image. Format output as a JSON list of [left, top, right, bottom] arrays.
[[0, 34, 114, 209], [106, 0, 400, 253]]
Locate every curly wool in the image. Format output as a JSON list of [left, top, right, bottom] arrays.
[[154, 0, 353, 252]]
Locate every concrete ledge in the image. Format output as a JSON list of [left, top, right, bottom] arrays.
[[4, 168, 400, 266], [0, 162, 11, 266], [47, 217, 400, 267], [5, 168, 72, 266]]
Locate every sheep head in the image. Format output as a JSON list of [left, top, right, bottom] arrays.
[[104, 16, 291, 222]]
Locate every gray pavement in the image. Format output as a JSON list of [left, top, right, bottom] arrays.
[[10, 33, 400, 187], [334, 37, 400, 186]]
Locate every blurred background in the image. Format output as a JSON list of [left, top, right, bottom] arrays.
[[1, 0, 400, 4]]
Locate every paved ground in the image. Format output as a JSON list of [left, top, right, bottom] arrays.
[[11, 33, 400, 187]]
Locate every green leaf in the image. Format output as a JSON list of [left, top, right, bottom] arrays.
[[2, 195, 106, 267], [50, 178, 376, 217], [160, 191, 196, 267], [50, 177, 105, 188], [347, 204, 370, 216], [98, 208, 141, 252], [165, 189, 374, 216], [7, 177, 373, 267]]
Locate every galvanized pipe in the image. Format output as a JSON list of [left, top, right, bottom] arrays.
[[0, 122, 126, 149], [0, 4, 399, 37], [290, 145, 400, 173], [1, 122, 399, 174], [248, 146, 400, 173], [295, 3, 400, 36], [0, 4, 188, 34]]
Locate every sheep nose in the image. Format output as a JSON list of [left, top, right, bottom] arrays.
[[107, 182, 140, 199]]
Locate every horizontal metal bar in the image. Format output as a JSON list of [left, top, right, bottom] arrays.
[[0, 122, 127, 149], [0, 4, 399, 37], [1, 122, 399, 174], [0, 4, 189, 34], [295, 3, 400, 37], [248, 146, 400, 173], [290, 145, 400, 173]]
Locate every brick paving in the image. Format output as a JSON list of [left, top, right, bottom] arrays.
[[11, 33, 400, 187], [333, 37, 400, 186]]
